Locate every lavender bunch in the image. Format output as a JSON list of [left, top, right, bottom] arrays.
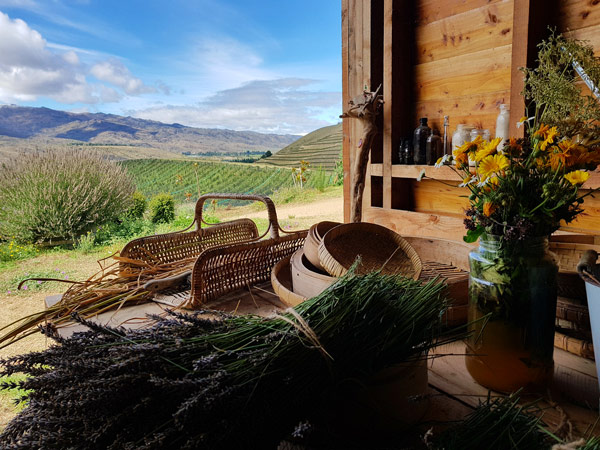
[[0, 272, 456, 449]]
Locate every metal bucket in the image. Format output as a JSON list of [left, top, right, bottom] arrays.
[[577, 250, 600, 409]]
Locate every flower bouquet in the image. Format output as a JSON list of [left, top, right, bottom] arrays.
[[436, 32, 600, 392]]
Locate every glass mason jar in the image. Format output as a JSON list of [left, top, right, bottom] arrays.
[[465, 234, 558, 393]]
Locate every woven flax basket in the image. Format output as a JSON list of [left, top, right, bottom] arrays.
[[317, 222, 422, 279]]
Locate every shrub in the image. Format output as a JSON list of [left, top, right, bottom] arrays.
[[149, 193, 175, 224], [93, 219, 154, 246], [123, 192, 147, 220], [311, 165, 330, 192], [0, 149, 135, 244]]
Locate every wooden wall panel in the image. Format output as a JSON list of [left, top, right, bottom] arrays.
[[416, 0, 505, 26], [559, 0, 600, 31], [564, 24, 600, 54], [415, 0, 514, 64], [414, 5, 513, 137], [416, 91, 510, 133]]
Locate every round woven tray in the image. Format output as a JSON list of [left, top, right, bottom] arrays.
[[304, 221, 341, 271], [318, 223, 422, 279]]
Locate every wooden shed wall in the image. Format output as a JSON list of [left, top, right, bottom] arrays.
[[342, 0, 600, 240]]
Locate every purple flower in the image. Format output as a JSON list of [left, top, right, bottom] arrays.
[[7, 291, 11, 294], [64, 275, 69, 280], [61, 271, 65, 274], [37, 281, 42, 284], [22, 285, 28, 290]]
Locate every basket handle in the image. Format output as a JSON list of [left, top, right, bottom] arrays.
[[195, 193, 280, 239]]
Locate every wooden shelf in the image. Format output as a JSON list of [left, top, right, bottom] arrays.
[[369, 163, 600, 189], [370, 163, 464, 181]]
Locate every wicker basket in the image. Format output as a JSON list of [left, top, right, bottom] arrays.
[[318, 223, 422, 279], [120, 193, 266, 266], [186, 194, 307, 307], [304, 221, 340, 271], [121, 193, 307, 308]]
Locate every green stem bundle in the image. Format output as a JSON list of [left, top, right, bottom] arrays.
[[0, 271, 459, 449]]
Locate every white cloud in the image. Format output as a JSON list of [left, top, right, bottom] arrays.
[[132, 78, 341, 135], [0, 11, 156, 104], [90, 60, 155, 95]]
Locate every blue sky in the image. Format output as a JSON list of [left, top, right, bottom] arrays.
[[0, 0, 342, 135]]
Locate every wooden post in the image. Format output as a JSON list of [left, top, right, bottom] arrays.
[[509, 0, 558, 138]]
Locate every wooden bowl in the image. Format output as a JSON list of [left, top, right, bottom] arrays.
[[304, 221, 341, 271], [290, 248, 337, 299], [318, 223, 422, 279], [271, 254, 306, 307]]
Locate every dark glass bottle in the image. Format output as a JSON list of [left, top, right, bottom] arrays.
[[426, 129, 443, 165], [413, 118, 431, 165]]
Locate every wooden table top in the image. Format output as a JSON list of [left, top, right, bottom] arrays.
[[48, 282, 600, 441]]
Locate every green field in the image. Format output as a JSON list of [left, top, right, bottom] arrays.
[[261, 123, 342, 170], [121, 159, 316, 202]]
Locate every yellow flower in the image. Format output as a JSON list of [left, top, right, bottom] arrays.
[[474, 138, 502, 162], [548, 152, 567, 171], [483, 202, 497, 217], [564, 170, 590, 186], [540, 126, 558, 151], [478, 154, 510, 179], [454, 151, 469, 168], [534, 123, 550, 139], [488, 176, 500, 188], [454, 136, 483, 157], [504, 138, 522, 157]]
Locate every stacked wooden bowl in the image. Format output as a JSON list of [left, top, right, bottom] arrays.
[[272, 222, 424, 307]]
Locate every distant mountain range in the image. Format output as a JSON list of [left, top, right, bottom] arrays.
[[0, 105, 300, 157]]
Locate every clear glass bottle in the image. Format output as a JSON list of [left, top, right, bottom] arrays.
[[426, 130, 442, 165], [413, 118, 431, 165], [469, 128, 484, 142], [495, 104, 510, 144], [403, 138, 414, 165], [465, 234, 558, 393], [397, 139, 406, 164]]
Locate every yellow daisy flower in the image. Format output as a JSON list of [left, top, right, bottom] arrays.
[[564, 170, 590, 186], [478, 154, 510, 179], [475, 138, 502, 162], [540, 126, 558, 151], [454, 136, 484, 157]]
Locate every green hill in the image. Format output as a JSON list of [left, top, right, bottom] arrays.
[[261, 123, 342, 171]]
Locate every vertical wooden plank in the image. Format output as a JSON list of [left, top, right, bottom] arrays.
[[342, 0, 351, 223], [362, 0, 373, 214], [382, 0, 393, 209], [354, 0, 365, 216], [509, 0, 558, 138]]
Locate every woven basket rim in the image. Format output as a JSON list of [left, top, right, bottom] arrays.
[[318, 223, 422, 279]]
